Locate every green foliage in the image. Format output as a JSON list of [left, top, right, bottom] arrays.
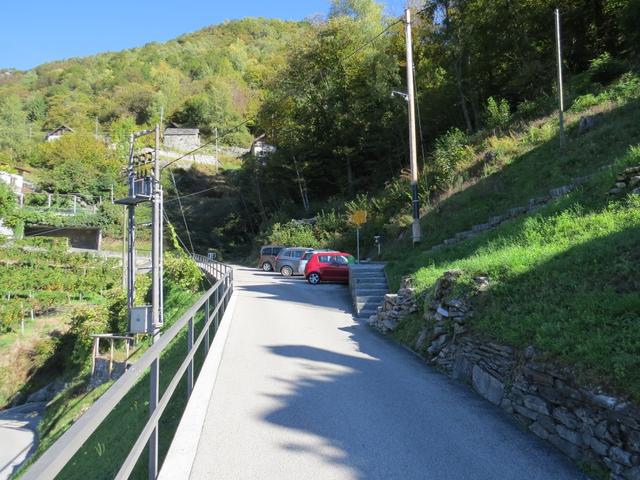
[[0, 182, 16, 219], [68, 305, 109, 366], [570, 94, 600, 113], [164, 252, 203, 293], [588, 52, 627, 84], [266, 221, 321, 248], [32, 133, 119, 197], [430, 128, 475, 190], [484, 97, 511, 131]]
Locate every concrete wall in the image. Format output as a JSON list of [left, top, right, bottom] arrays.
[[164, 134, 200, 152], [25, 226, 102, 250]]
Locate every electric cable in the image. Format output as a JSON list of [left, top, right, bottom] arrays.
[[168, 170, 195, 254], [161, 119, 252, 171]]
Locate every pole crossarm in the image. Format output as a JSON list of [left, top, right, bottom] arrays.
[[22, 257, 234, 480]]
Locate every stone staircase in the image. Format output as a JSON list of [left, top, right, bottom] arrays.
[[349, 264, 388, 319]]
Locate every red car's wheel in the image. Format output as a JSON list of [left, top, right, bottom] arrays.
[[307, 272, 321, 285]]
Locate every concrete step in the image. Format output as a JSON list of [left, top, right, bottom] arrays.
[[355, 288, 388, 296], [354, 277, 387, 284], [351, 271, 386, 277], [356, 299, 385, 310], [357, 308, 378, 318]]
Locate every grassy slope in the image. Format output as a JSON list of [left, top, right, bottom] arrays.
[[385, 93, 640, 400]]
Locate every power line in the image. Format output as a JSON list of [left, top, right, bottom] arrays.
[[169, 170, 195, 254], [161, 119, 252, 171], [161, 8, 423, 212], [164, 185, 219, 203]]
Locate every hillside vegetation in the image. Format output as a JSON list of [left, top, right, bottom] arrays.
[[385, 81, 640, 400]]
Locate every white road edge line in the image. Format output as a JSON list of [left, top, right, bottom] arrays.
[[158, 290, 239, 480]]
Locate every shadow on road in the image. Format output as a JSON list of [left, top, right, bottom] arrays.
[[236, 268, 353, 315], [261, 322, 585, 480]]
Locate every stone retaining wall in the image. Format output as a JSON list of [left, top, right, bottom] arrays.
[[369, 271, 640, 479]]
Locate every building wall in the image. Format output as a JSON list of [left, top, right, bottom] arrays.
[[25, 226, 102, 250], [0, 171, 23, 194], [164, 134, 200, 152]]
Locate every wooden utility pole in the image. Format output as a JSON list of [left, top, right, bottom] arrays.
[[404, 8, 421, 243], [555, 8, 565, 146]]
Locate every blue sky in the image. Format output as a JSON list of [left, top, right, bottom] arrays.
[[1, 1, 407, 70]]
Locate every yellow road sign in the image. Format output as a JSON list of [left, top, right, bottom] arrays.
[[350, 210, 367, 226]]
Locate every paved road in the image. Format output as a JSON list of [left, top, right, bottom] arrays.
[[0, 403, 44, 480], [187, 267, 585, 480]]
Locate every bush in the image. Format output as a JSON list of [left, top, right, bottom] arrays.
[[164, 253, 203, 293], [605, 72, 640, 103], [0, 182, 16, 219], [266, 221, 321, 248], [430, 128, 475, 190], [485, 96, 511, 131], [588, 52, 627, 84], [68, 305, 109, 366], [570, 93, 600, 113]]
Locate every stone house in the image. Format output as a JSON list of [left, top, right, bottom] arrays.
[[251, 134, 276, 159], [44, 125, 74, 142], [163, 128, 200, 152]]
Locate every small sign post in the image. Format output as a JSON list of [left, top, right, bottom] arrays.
[[349, 210, 368, 263]]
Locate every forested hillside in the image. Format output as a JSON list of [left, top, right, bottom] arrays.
[[0, 18, 309, 173]]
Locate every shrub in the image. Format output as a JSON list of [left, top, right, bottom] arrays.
[[430, 128, 475, 190], [0, 183, 16, 219], [164, 253, 203, 293], [570, 93, 600, 113], [524, 121, 557, 145], [588, 52, 627, 84], [68, 305, 109, 366], [606, 72, 640, 103], [266, 221, 321, 248], [485, 96, 511, 131]]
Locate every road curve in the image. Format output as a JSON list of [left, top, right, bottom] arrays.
[[187, 267, 585, 480]]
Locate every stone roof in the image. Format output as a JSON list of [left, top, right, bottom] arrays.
[[164, 128, 199, 136]]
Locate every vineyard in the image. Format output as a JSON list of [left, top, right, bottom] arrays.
[[0, 237, 119, 333]]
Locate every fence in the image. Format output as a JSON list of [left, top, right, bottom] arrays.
[[22, 255, 234, 480], [19, 192, 99, 215]]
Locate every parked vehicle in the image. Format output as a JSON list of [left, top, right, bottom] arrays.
[[258, 245, 284, 272], [304, 251, 354, 284], [275, 247, 313, 276], [298, 249, 333, 274]]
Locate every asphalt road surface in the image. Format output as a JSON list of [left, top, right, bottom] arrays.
[[0, 402, 44, 480], [188, 267, 585, 480]]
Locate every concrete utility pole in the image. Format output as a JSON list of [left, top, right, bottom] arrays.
[[555, 8, 565, 146], [404, 7, 421, 243], [149, 124, 162, 480], [117, 127, 164, 480]]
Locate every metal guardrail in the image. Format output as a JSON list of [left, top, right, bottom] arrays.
[[23, 255, 234, 480]]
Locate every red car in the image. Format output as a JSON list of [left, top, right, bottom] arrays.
[[304, 251, 354, 285]]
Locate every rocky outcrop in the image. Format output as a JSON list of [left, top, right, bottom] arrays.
[[367, 277, 418, 333], [370, 270, 640, 479]]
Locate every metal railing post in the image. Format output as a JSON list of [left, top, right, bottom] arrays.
[[187, 316, 194, 397], [204, 297, 210, 355], [149, 358, 159, 480], [214, 286, 220, 332], [22, 255, 233, 480]]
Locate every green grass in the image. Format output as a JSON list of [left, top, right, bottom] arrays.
[[385, 98, 640, 274], [386, 99, 640, 400]]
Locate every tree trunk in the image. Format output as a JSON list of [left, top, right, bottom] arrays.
[[346, 156, 353, 196], [454, 57, 473, 132]]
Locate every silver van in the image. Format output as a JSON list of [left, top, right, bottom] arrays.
[[275, 247, 313, 276]]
